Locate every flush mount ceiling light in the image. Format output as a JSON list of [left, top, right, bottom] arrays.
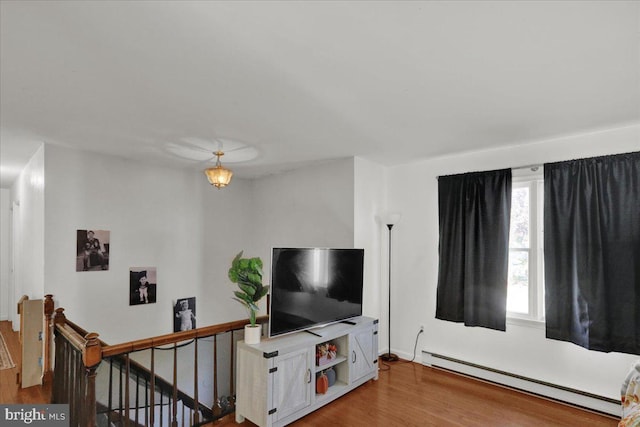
[[204, 150, 233, 189]]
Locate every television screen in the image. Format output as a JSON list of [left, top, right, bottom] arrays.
[[269, 248, 364, 337]]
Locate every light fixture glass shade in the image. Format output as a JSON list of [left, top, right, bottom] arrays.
[[377, 212, 402, 226], [204, 165, 233, 188], [386, 213, 402, 225]]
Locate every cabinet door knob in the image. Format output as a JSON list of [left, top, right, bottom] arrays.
[[306, 369, 312, 384], [352, 350, 356, 363]]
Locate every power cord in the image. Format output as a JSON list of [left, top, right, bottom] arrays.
[[379, 326, 424, 369], [406, 327, 424, 363]]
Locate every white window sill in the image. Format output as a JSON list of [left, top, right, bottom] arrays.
[[506, 316, 545, 330]]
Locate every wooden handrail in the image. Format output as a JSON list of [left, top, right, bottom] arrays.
[[53, 307, 103, 367], [102, 316, 268, 358], [52, 305, 267, 359], [56, 324, 86, 350], [51, 302, 268, 360]]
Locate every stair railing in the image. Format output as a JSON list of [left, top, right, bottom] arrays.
[[46, 296, 267, 427], [50, 307, 101, 427]]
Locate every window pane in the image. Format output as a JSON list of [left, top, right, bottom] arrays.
[[509, 187, 530, 248], [507, 250, 529, 313]]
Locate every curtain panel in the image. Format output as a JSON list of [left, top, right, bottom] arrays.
[[435, 169, 512, 331], [544, 151, 640, 354]]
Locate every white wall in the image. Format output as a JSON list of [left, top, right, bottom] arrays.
[[388, 124, 640, 400], [0, 189, 10, 320], [247, 158, 356, 261], [41, 146, 359, 344], [36, 146, 359, 406], [353, 157, 386, 342], [241, 158, 356, 320], [9, 144, 45, 330], [12, 123, 636, 404], [43, 145, 215, 343], [200, 177, 255, 325], [200, 158, 358, 325]]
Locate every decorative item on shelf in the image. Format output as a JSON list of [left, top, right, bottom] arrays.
[[316, 371, 329, 394], [325, 367, 336, 387], [316, 342, 338, 366], [228, 251, 269, 344]]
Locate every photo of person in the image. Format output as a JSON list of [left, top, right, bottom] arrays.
[[76, 229, 110, 271], [129, 267, 157, 305], [173, 297, 196, 332]]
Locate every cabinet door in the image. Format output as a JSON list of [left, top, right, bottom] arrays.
[[272, 347, 313, 421], [349, 328, 376, 383]]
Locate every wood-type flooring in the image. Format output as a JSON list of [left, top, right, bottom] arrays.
[[216, 360, 619, 426], [0, 321, 618, 426], [0, 321, 51, 404]]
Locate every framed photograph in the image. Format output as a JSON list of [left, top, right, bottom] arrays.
[[173, 297, 196, 332], [129, 267, 157, 305], [76, 229, 110, 272]]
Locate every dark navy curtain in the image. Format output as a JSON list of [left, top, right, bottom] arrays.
[[544, 152, 640, 354], [436, 169, 512, 331]]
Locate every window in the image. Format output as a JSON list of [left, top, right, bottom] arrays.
[[506, 168, 544, 322]]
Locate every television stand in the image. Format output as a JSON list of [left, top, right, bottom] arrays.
[[304, 329, 323, 337], [236, 316, 378, 427], [340, 320, 357, 325]]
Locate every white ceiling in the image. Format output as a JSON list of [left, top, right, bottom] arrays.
[[1, 1, 638, 188]]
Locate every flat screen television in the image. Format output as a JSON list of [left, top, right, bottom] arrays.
[[268, 247, 364, 338]]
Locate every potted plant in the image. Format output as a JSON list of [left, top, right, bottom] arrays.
[[228, 251, 269, 344]]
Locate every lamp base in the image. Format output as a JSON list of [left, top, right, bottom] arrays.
[[380, 353, 399, 362]]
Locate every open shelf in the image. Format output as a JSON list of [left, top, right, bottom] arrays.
[[315, 381, 349, 402], [315, 355, 346, 372]]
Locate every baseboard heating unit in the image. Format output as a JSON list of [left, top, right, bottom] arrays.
[[422, 351, 621, 417]]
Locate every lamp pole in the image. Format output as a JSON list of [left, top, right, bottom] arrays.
[[381, 222, 399, 362]]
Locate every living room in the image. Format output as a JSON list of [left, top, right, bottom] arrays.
[[0, 1, 638, 425]]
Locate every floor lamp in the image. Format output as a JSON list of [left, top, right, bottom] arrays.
[[381, 213, 401, 362]]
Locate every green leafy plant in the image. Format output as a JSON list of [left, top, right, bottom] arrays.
[[228, 251, 269, 327]]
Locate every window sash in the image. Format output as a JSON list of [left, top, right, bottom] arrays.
[[507, 176, 544, 322]]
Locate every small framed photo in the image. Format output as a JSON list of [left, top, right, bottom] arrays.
[[129, 267, 157, 305], [174, 297, 196, 332], [76, 229, 110, 272]]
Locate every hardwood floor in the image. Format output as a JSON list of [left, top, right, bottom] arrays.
[[0, 321, 50, 404], [1, 320, 618, 426], [220, 361, 619, 427]]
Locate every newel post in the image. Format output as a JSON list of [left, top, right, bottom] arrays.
[[83, 332, 101, 427], [54, 307, 66, 326], [42, 294, 54, 384], [51, 307, 67, 404]]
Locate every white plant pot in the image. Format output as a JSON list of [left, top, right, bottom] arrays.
[[244, 324, 262, 345]]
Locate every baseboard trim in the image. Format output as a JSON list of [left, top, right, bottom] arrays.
[[423, 351, 621, 417]]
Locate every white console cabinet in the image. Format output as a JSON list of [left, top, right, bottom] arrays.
[[236, 317, 378, 427]]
